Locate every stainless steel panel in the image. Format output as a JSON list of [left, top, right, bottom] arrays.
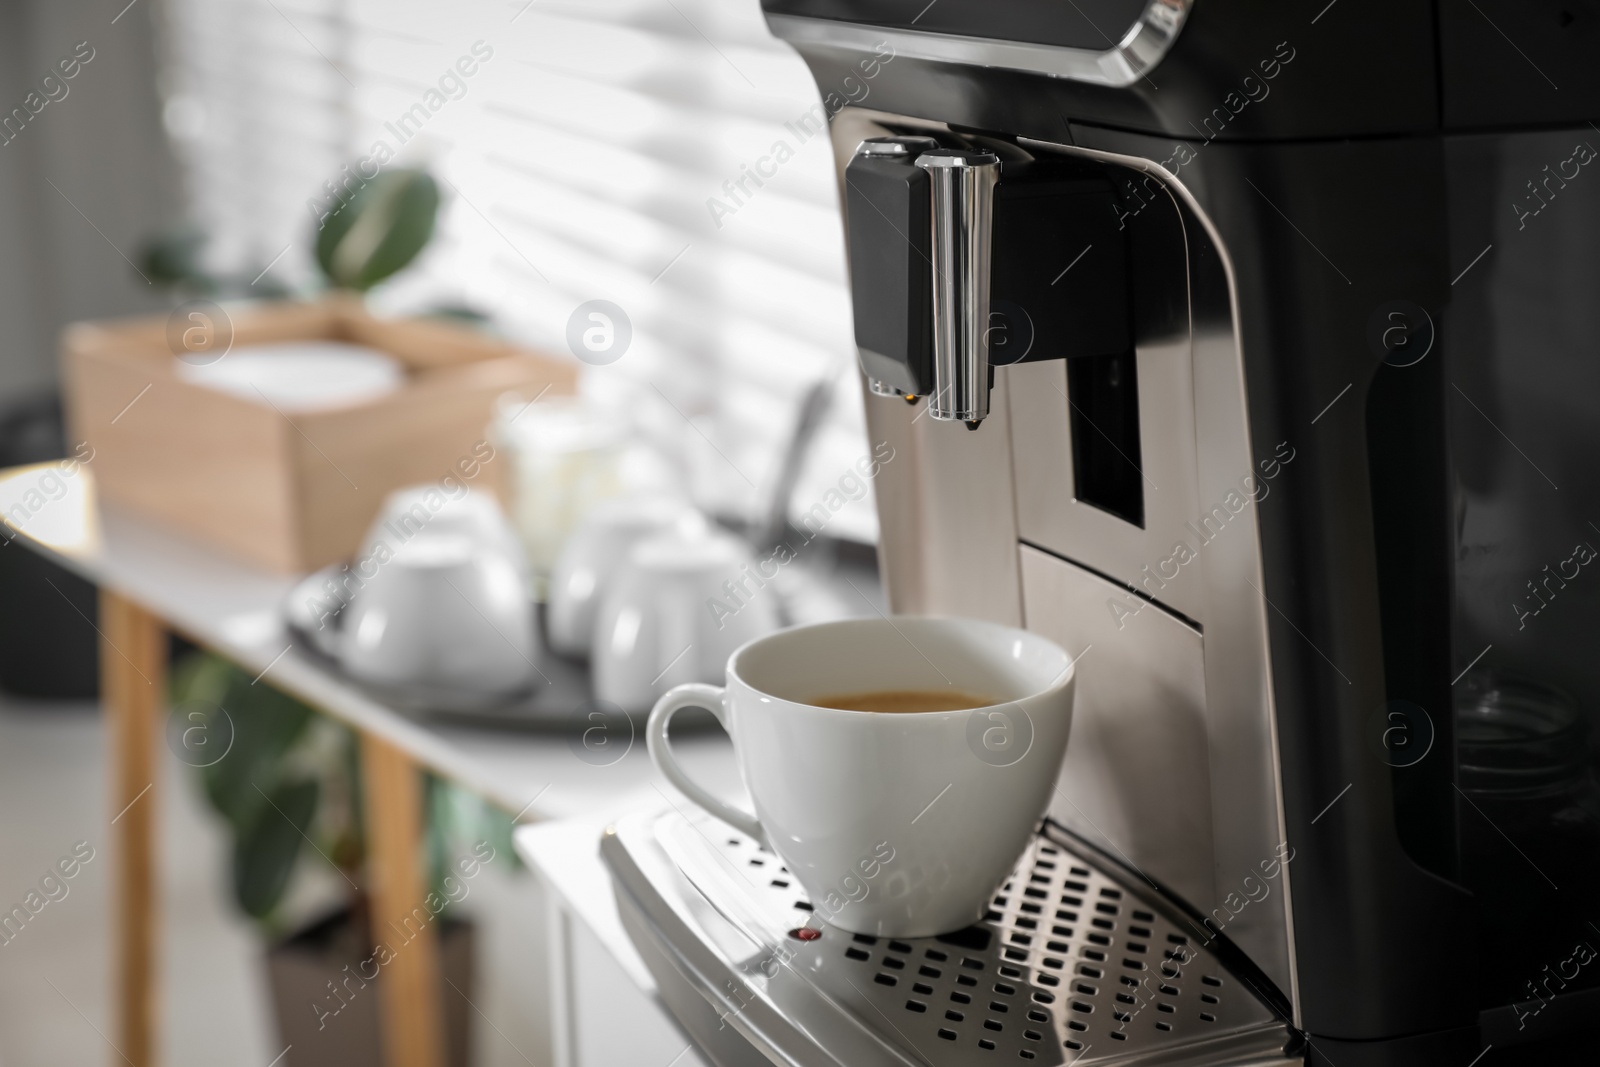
[[839, 110, 1024, 625], [860, 371, 1025, 625], [604, 806, 1298, 1067], [1015, 136, 1296, 1019], [831, 106, 1294, 1016], [1009, 335, 1206, 623], [1181, 314, 1294, 1020], [1019, 545, 1215, 913]]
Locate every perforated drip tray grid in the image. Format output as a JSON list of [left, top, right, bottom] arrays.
[[602, 808, 1298, 1067]]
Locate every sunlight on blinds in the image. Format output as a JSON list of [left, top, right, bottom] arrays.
[[157, 0, 876, 541]]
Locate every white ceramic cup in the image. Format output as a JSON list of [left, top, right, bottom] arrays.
[[592, 529, 779, 712], [547, 495, 704, 657], [339, 532, 536, 701], [287, 486, 529, 664], [647, 616, 1076, 937], [362, 485, 526, 580]]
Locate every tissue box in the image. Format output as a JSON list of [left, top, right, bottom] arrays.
[[62, 299, 576, 573]]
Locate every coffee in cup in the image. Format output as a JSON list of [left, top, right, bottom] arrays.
[[811, 689, 998, 713]]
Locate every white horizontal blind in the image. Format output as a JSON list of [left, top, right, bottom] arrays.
[[157, 0, 878, 541], [157, 0, 352, 279]]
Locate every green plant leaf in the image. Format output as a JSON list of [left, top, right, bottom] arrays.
[[233, 777, 319, 919], [137, 225, 215, 293], [314, 168, 439, 292], [201, 673, 315, 830], [170, 651, 229, 711], [427, 775, 451, 911], [486, 805, 522, 873], [171, 653, 316, 830]]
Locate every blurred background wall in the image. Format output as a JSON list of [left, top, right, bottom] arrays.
[[0, 0, 178, 401]]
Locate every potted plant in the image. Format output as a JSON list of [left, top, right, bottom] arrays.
[[142, 167, 443, 301], [171, 651, 516, 1066]]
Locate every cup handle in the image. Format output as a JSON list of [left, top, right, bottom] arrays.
[[647, 683, 765, 845]]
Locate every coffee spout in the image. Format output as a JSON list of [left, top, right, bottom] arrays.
[[916, 149, 999, 427]]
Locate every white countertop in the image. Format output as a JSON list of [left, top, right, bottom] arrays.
[[0, 461, 764, 822]]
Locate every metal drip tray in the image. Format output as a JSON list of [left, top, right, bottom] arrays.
[[602, 807, 1299, 1067]]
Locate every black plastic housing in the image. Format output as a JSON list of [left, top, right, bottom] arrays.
[[990, 174, 1129, 366], [769, 0, 1600, 139], [845, 147, 1131, 396], [844, 145, 933, 395]]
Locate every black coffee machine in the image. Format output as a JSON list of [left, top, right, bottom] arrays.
[[753, 2, 1600, 1064]]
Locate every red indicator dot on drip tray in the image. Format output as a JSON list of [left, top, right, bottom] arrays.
[[789, 927, 822, 941]]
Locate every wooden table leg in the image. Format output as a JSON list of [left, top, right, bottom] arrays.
[[361, 734, 445, 1067], [102, 591, 167, 1067]]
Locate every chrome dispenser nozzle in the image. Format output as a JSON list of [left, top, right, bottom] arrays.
[[915, 149, 1000, 426]]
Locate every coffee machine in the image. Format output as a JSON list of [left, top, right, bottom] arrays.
[[603, 3, 1600, 1065]]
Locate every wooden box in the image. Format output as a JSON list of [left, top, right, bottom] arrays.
[[62, 299, 576, 573]]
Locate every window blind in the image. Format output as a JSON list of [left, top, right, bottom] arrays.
[[157, 0, 877, 541]]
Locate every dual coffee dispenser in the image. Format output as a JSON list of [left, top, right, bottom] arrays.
[[605, 3, 1600, 1066]]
